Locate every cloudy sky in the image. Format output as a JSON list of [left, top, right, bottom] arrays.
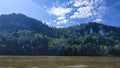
[[0, 0, 120, 27]]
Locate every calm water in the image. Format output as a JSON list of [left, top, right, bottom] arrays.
[[0, 56, 119, 68]]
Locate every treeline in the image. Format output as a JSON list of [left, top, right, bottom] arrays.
[[0, 13, 120, 56]]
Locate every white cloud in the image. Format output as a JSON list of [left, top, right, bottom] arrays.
[[73, 0, 90, 7], [94, 0, 104, 4], [56, 16, 68, 25], [93, 18, 103, 22], [45, 22, 51, 25], [70, 0, 106, 22], [48, 0, 106, 27], [70, 6, 93, 19], [57, 16, 65, 20], [49, 7, 72, 16], [56, 19, 68, 25], [66, 0, 74, 5], [49, 7, 72, 25]]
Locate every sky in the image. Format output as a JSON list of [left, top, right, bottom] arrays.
[[0, 0, 120, 28]]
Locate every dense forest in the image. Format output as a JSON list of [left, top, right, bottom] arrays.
[[0, 13, 120, 56]]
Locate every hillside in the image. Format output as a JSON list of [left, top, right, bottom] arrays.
[[0, 13, 120, 56], [0, 13, 54, 37]]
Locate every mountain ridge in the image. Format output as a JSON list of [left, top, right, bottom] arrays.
[[0, 13, 120, 56]]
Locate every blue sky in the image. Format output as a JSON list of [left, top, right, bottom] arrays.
[[0, 0, 120, 27]]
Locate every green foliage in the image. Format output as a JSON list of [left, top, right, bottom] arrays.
[[0, 14, 120, 56]]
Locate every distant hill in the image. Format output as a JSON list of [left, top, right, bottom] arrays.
[[0, 13, 54, 37], [0, 13, 120, 56]]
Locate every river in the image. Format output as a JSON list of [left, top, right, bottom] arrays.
[[0, 56, 119, 68]]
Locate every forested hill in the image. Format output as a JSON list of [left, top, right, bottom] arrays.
[[0, 13, 120, 56], [0, 13, 54, 37]]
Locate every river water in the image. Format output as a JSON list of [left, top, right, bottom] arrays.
[[0, 56, 119, 68]]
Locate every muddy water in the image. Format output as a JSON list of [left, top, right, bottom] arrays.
[[0, 56, 119, 68]]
